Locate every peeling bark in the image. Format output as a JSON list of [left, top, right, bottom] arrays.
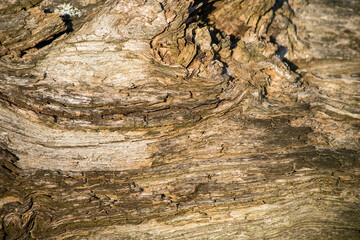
[[0, 0, 359, 239]]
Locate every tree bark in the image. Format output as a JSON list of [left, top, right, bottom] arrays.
[[0, 0, 359, 239]]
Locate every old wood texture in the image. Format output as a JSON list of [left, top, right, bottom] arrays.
[[0, 0, 359, 239]]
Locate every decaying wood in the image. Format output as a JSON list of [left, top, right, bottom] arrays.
[[0, 0, 359, 239]]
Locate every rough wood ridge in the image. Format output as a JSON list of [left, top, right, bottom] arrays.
[[0, 0, 359, 239]]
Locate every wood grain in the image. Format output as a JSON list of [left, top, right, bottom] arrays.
[[0, 0, 359, 239]]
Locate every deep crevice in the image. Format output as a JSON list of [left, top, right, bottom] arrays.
[[34, 30, 67, 50], [283, 58, 299, 71], [35, 14, 73, 49], [273, 0, 288, 13], [270, 36, 299, 72], [19, 13, 73, 57], [189, 0, 216, 25], [189, 1, 245, 50]]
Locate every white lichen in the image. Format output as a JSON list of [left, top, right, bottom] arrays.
[[54, 3, 82, 17]]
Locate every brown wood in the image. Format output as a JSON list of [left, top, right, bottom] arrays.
[[0, 0, 359, 239]]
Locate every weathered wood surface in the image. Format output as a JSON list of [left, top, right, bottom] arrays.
[[0, 0, 359, 239]]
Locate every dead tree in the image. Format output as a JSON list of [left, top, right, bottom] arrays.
[[0, 0, 359, 239]]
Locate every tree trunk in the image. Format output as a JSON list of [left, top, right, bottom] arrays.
[[0, 0, 359, 239]]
